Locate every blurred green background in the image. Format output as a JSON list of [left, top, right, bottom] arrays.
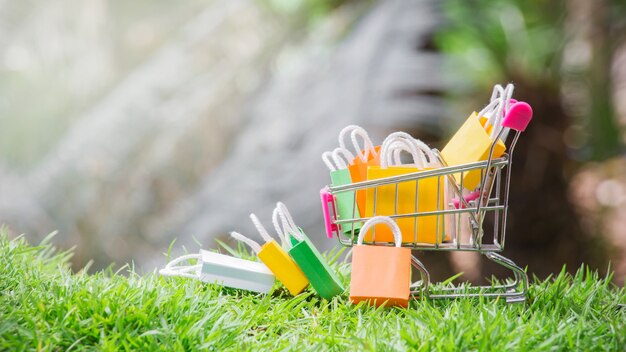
[[0, 0, 624, 283]]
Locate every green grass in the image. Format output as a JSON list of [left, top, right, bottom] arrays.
[[1, 232, 625, 351]]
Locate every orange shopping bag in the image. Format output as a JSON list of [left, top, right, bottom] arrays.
[[338, 125, 381, 214], [364, 132, 446, 244], [350, 216, 411, 308], [440, 84, 513, 190]]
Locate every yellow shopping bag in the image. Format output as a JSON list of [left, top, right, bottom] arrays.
[[230, 213, 310, 296], [440, 84, 514, 190], [440, 112, 505, 190], [364, 133, 445, 244]]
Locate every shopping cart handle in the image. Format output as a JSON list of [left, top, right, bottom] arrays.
[[502, 101, 532, 132], [320, 188, 338, 238]]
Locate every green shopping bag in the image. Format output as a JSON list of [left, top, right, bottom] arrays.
[[322, 148, 361, 235], [273, 202, 344, 300]]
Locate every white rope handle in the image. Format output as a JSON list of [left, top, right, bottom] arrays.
[[321, 147, 355, 171], [481, 84, 504, 126], [230, 231, 262, 254], [338, 125, 362, 153], [480, 83, 516, 140], [409, 137, 438, 167], [332, 147, 354, 169], [495, 84, 515, 140], [350, 128, 378, 162], [357, 216, 402, 247], [321, 151, 336, 171], [249, 213, 273, 243], [381, 138, 424, 168], [159, 253, 202, 279], [380, 132, 437, 168], [272, 202, 303, 242], [337, 125, 378, 162], [272, 206, 288, 248]]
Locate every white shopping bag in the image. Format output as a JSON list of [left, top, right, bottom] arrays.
[[160, 249, 276, 294]]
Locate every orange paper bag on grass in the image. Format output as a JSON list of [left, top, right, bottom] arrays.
[[350, 216, 411, 308], [364, 132, 446, 244], [338, 125, 381, 215]]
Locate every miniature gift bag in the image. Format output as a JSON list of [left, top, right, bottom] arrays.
[[230, 213, 309, 296], [273, 202, 344, 300], [440, 84, 514, 190], [338, 125, 381, 214], [322, 147, 361, 234], [350, 216, 412, 307], [160, 249, 275, 294], [364, 132, 446, 244]]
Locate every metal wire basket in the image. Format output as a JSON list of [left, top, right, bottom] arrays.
[[321, 126, 529, 303]]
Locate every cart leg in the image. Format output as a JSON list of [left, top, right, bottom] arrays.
[[484, 252, 528, 304], [410, 255, 430, 299]]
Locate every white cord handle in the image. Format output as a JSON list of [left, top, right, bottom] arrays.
[[357, 216, 402, 247], [272, 202, 302, 244], [321, 147, 355, 171], [481, 84, 504, 127], [480, 84, 515, 140], [159, 254, 202, 279], [381, 137, 424, 168], [490, 84, 514, 139], [498, 84, 515, 141], [338, 125, 377, 162], [230, 231, 262, 254], [249, 213, 273, 243], [350, 128, 378, 162], [380, 132, 437, 168], [321, 151, 336, 171]]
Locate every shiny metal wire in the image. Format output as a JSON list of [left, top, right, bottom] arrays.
[[324, 131, 528, 303]]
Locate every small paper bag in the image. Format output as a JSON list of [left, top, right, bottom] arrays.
[[258, 240, 309, 295], [274, 202, 344, 300], [350, 216, 411, 307], [337, 125, 381, 215], [441, 113, 506, 190], [322, 148, 362, 234], [287, 229, 344, 300], [159, 250, 275, 294], [364, 133, 445, 244], [231, 215, 310, 296]]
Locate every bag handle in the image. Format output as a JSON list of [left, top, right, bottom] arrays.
[[338, 125, 378, 162], [480, 84, 505, 128], [490, 84, 514, 140], [159, 253, 202, 279], [272, 202, 303, 248], [230, 231, 262, 254], [357, 216, 402, 247], [481, 84, 515, 140], [380, 136, 424, 168], [249, 213, 273, 242], [380, 132, 437, 168], [321, 147, 355, 171]]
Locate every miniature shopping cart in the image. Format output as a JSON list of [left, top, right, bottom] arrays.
[[320, 114, 531, 304]]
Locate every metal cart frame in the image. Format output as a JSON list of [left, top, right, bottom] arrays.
[[321, 127, 529, 304]]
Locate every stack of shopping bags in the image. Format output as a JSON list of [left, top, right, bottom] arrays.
[[160, 83, 532, 308]]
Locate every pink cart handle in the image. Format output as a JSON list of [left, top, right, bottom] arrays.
[[320, 187, 339, 238], [502, 101, 532, 132]]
